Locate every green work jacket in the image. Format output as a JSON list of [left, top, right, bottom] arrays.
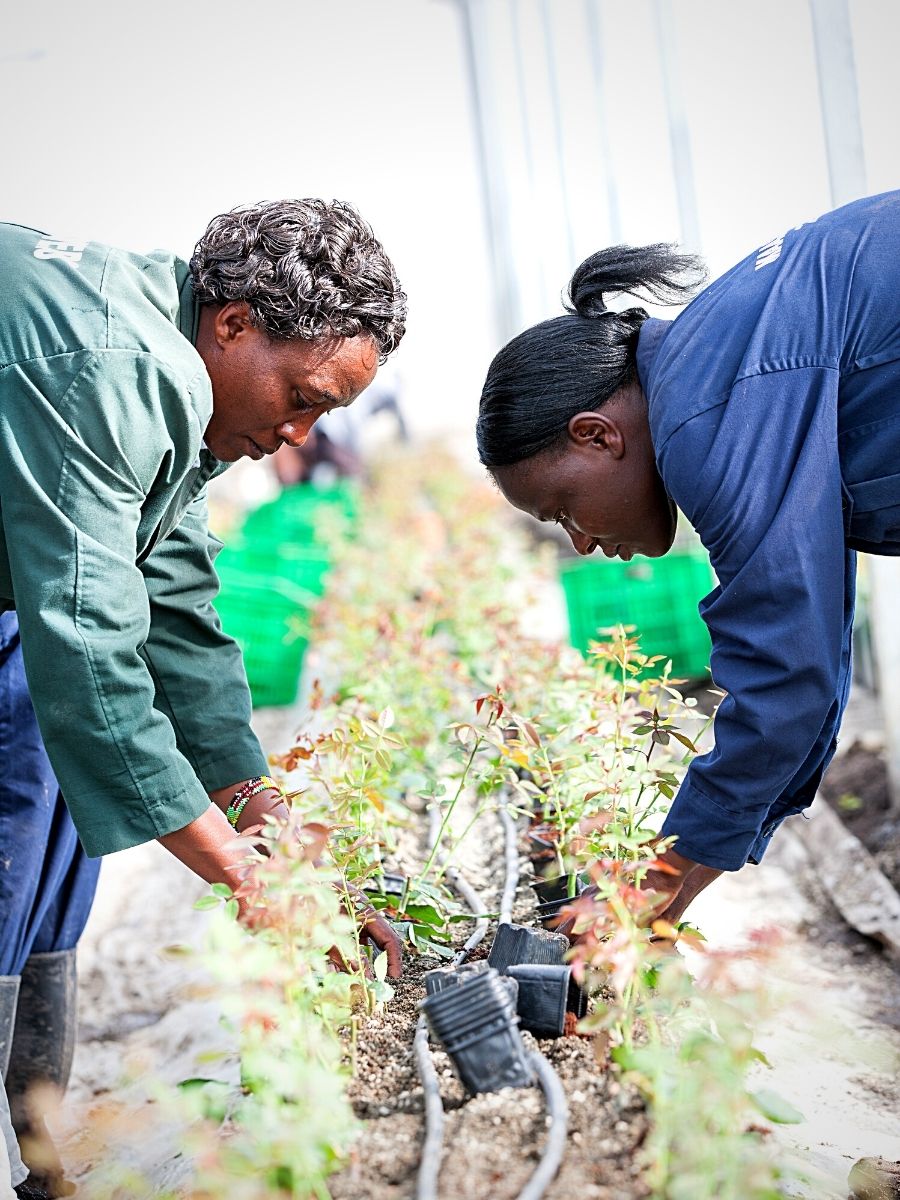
[[0, 223, 268, 857]]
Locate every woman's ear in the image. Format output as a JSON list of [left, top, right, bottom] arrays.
[[567, 411, 625, 459]]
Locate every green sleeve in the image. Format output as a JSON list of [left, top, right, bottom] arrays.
[[1, 351, 213, 857], [139, 489, 268, 791]]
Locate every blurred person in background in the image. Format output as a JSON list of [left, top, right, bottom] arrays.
[[0, 199, 406, 1198], [477, 191, 900, 935]]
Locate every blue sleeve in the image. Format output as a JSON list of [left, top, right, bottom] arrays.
[[657, 366, 855, 870]]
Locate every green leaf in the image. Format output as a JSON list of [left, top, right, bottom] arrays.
[[178, 1077, 228, 1092], [751, 1089, 804, 1124], [211, 883, 233, 899], [369, 978, 395, 1004], [414, 937, 455, 959], [194, 895, 221, 911], [224, 899, 239, 921], [404, 904, 443, 927], [669, 729, 699, 753]]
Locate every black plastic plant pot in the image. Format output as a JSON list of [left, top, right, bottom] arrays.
[[440, 1019, 534, 1094], [567, 973, 589, 1020], [424, 961, 489, 996], [487, 922, 568, 974], [430, 1000, 518, 1050], [362, 871, 407, 898], [531, 873, 585, 906], [527, 829, 557, 862], [421, 970, 517, 1033], [418, 968, 533, 1094], [508, 963, 570, 1038]]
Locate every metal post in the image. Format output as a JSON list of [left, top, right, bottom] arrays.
[[650, 0, 702, 252], [453, 0, 521, 339], [509, 0, 550, 311], [809, 0, 867, 205], [539, 0, 577, 269], [584, 0, 622, 244]]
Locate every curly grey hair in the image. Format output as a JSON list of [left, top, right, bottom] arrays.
[[189, 199, 407, 361]]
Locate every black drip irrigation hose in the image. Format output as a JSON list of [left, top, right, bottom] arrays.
[[519, 1052, 569, 1200], [413, 798, 569, 1200], [413, 1015, 443, 1200]]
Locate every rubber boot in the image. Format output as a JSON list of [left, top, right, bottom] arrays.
[[1, 977, 40, 1199], [6, 953, 76, 1200], [0, 978, 20, 1080]]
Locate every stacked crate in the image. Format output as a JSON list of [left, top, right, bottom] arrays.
[[559, 547, 715, 681], [213, 482, 357, 706]]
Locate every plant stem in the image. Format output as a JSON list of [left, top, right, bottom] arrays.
[[417, 734, 484, 881]]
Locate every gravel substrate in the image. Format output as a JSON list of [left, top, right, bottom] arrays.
[[329, 795, 650, 1200]]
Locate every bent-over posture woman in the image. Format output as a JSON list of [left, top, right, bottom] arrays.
[[477, 190, 900, 922]]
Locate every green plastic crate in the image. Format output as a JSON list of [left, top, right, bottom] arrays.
[[216, 543, 332, 597], [213, 568, 314, 707], [559, 549, 714, 680], [240, 482, 358, 546]]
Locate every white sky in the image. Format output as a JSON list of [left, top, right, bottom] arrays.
[[3, 0, 899, 457]]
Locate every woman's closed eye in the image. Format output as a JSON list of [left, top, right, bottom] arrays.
[[294, 391, 320, 412]]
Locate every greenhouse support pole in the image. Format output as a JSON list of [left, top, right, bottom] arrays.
[[809, 0, 900, 805], [651, 0, 701, 252], [452, 0, 521, 341]]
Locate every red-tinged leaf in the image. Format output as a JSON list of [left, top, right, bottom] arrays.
[[669, 729, 699, 753], [646, 857, 682, 876], [522, 721, 541, 747], [475, 695, 486, 714], [579, 811, 615, 833]]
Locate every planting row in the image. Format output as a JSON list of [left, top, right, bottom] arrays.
[[79, 449, 806, 1199]]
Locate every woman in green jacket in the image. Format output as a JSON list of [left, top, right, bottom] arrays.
[[0, 200, 406, 1198]]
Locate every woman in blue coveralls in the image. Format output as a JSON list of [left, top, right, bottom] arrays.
[[477, 191, 900, 922]]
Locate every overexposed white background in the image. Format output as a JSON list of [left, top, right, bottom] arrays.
[[3, 0, 899, 448]]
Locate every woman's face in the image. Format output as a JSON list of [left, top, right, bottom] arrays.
[[491, 387, 677, 560]]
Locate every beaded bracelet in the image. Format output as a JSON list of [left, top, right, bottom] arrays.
[[226, 774, 282, 828]]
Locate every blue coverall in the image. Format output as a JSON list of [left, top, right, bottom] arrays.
[[0, 611, 99, 976], [636, 190, 900, 872]]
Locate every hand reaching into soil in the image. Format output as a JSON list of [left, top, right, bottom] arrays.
[[159, 792, 403, 979], [339, 883, 404, 979]]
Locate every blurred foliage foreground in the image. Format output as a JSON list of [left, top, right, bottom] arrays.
[[72, 449, 809, 1200]]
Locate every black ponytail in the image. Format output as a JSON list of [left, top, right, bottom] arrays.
[[477, 243, 706, 468]]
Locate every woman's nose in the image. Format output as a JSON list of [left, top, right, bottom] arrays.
[[276, 417, 313, 447]]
